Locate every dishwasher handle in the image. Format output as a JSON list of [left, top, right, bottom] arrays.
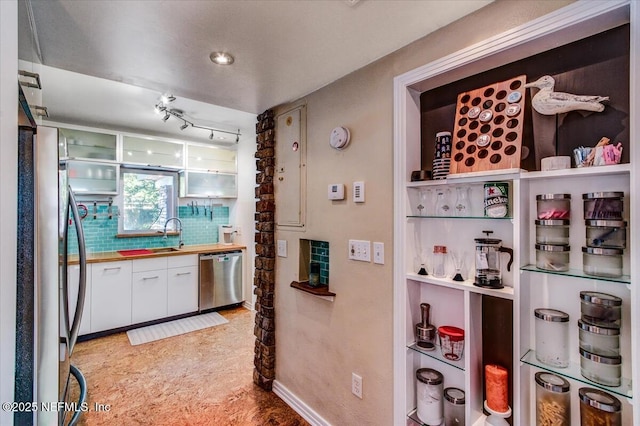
[[199, 251, 241, 261]]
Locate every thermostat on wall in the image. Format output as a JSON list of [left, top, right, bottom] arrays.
[[328, 183, 345, 200]]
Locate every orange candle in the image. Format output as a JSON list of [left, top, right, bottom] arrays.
[[485, 364, 509, 413]]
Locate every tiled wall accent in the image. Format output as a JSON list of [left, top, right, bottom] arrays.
[[67, 205, 229, 254], [310, 240, 330, 285]]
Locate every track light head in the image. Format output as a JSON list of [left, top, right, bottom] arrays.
[[236, 134, 240, 143], [209, 131, 214, 140], [180, 122, 189, 131], [162, 113, 170, 122], [161, 93, 176, 103]]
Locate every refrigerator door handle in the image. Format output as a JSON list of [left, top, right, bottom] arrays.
[[67, 187, 87, 355]]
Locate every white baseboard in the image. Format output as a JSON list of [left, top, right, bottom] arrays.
[[272, 380, 331, 426], [242, 301, 254, 311]]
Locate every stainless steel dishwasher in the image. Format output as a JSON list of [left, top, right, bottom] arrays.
[[199, 251, 243, 311]]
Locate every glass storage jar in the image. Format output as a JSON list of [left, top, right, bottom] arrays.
[[535, 244, 570, 272], [535, 308, 570, 368], [535, 372, 570, 426], [535, 219, 570, 245], [578, 318, 620, 357], [583, 192, 624, 220], [582, 247, 623, 278], [585, 220, 627, 248], [579, 388, 621, 426], [579, 348, 621, 386], [443, 387, 465, 426], [416, 368, 444, 426], [536, 193, 571, 219], [432, 245, 448, 278], [580, 291, 622, 326]]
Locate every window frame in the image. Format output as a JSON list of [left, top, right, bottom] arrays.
[[117, 167, 179, 235]]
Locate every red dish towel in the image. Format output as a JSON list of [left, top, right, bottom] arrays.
[[117, 249, 153, 256]]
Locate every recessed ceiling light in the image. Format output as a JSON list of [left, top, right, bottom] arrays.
[[210, 51, 234, 65]]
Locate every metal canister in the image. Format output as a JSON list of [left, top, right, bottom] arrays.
[[484, 182, 509, 218]]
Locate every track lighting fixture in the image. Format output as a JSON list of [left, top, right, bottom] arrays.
[[153, 95, 241, 143]]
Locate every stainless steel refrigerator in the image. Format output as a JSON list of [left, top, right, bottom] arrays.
[[15, 120, 88, 425]]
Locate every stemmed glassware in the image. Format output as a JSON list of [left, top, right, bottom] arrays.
[[450, 250, 466, 282]]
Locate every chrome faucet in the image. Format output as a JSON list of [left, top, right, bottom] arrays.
[[163, 217, 184, 248]]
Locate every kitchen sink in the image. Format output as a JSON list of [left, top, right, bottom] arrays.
[[117, 247, 181, 257], [149, 247, 181, 253]]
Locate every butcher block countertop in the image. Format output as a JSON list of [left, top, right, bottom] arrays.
[[69, 243, 246, 264]]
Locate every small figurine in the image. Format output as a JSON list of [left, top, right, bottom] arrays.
[[524, 75, 609, 115]]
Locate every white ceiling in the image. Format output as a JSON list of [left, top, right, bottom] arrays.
[[18, 0, 492, 143]]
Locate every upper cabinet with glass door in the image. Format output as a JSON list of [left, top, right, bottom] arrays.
[[186, 143, 237, 173], [122, 135, 185, 169], [58, 127, 118, 162]]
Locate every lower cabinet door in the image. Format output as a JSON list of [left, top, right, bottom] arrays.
[[132, 270, 168, 324], [91, 261, 132, 332], [167, 266, 198, 316]]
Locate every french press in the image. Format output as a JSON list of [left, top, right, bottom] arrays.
[[473, 230, 513, 289]]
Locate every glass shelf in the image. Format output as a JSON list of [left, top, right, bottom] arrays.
[[408, 342, 465, 371], [520, 349, 633, 400], [407, 215, 512, 220], [520, 264, 631, 285]]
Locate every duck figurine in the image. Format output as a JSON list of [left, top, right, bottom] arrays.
[[524, 75, 609, 115]]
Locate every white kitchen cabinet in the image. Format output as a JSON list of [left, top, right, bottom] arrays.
[[186, 143, 237, 173], [91, 260, 132, 332], [179, 170, 237, 198], [132, 269, 168, 324], [131, 256, 168, 323], [122, 135, 184, 169], [67, 263, 92, 336], [58, 126, 118, 161], [393, 2, 638, 425], [66, 160, 119, 195], [167, 255, 199, 316]]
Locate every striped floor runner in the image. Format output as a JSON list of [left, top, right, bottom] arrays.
[[126, 312, 228, 345]]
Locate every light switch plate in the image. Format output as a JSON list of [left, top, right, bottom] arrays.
[[373, 242, 384, 264], [277, 240, 287, 257], [349, 239, 370, 262], [353, 181, 365, 203]]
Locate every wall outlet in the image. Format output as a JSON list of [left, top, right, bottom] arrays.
[[352, 373, 363, 399], [235, 225, 242, 236], [348, 239, 370, 262], [277, 240, 287, 257]]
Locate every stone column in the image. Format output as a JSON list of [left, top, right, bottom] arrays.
[[253, 110, 276, 390]]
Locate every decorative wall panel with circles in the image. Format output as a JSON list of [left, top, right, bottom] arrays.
[[450, 75, 526, 174]]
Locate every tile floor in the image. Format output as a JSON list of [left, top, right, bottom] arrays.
[[68, 307, 309, 426]]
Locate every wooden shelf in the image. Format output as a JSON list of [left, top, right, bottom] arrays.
[[290, 281, 336, 300]]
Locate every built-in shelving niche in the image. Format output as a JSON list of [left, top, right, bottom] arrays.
[[420, 24, 630, 173], [290, 239, 335, 301]]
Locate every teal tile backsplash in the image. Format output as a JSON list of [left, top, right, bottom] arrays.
[[67, 205, 229, 254], [310, 240, 330, 285]]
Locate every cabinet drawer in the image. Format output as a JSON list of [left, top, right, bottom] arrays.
[[132, 256, 167, 273], [168, 254, 198, 269], [93, 260, 132, 278]]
